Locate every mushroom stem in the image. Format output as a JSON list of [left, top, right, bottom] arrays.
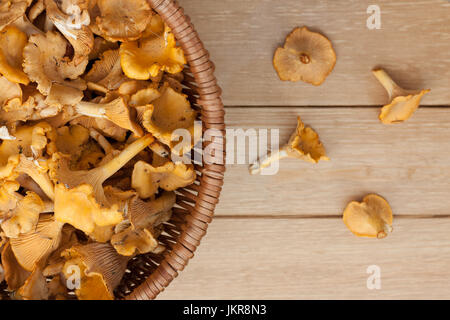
[[377, 224, 393, 239], [16, 157, 55, 201], [299, 53, 311, 64], [75, 101, 107, 119], [98, 134, 154, 180], [372, 69, 403, 99], [249, 147, 289, 175], [89, 129, 114, 154], [27, 170, 55, 201]]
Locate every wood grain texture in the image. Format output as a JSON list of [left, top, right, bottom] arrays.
[[218, 107, 450, 216], [182, 0, 450, 106], [159, 218, 450, 299]]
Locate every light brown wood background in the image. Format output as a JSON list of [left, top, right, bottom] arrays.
[[159, 0, 450, 299]]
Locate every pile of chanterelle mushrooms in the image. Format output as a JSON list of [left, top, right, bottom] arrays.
[[0, 0, 198, 300]]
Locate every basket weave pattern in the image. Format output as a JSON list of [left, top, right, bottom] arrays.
[[118, 0, 225, 300], [0, 0, 225, 300]]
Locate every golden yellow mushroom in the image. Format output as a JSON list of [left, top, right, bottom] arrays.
[[249, 116, 329, 174], [132, 160, 196, 199], [94, 0, 151, 42], [0, 0, 30, 31], [142, 85, 197, 155], [62, 242, 129, 300], [0, 25, 29, 84], [85, 49, 128, 92], [15, 266, 49, 300], [1, 242, 31, 290], [1, 191, 45, 238], [120, 25, 186, 80], [44, 0, 93, 66], [23, 31, 87, 95], [373, 69, 431, 124], [343, 194, 393, 239], [273, 26, 336, 85], [10, 214, 63, 271], [75, 97, 144, 137]]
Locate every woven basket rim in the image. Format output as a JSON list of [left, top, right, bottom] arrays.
[[123, 0, 226, 300]]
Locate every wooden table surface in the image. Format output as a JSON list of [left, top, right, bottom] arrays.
[[159, 0, 450, 299]]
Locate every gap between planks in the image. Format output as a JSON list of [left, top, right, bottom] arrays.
[[159, 217, 450, 299], [183, 0, 450, 106], [213, 215, 450, 220], [217, 107, 450, 217]]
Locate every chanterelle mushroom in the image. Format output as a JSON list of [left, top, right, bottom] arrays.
[[132, 160, 196, 199], [75, 97, 143, 136], [49, 134, 154, 235], [120, 24, 186, 80], [84, 49, 128, 92], [62, 242, 129, 300], [142, 85, 197, 155], [45, 0, 93, 66], [0, 25, 29, 84], [343, 194, 393, 239], [1, 191, 44, 238], [0, 0, 30, 31], [249, 116, 329, 174], [10, 214, 64, 271], [373, 69, 431, 124], [23, 31, 87, 95], [0, 76, 22, 110], [93, 0, 151, 42], [273, 26, 336, 85]]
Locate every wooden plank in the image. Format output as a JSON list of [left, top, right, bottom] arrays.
[[159, 218, 450, 299], [181, 0, 450, 106], [217, 107, 450, 216]]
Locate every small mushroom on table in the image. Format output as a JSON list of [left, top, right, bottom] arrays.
[[273, 26, 336, 85], [249, 116, 329, 175], [343, 194, 393, 239], [373, 68, 430, 124]]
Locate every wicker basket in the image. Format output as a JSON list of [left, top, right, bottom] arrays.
[[0, 0, 225, 300], [118, 0, 225, 300]]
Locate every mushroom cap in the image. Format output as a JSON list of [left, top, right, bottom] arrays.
[[11, 15, 43, 36], [44, 0, 93, 66], [142, 86, 197, 154], [62, 242, 129, 300], [88, 36, 119, 60], [379, 90, 430, 124], [0, 122, 55, 171], [1, 241, 31, 290], [0, 180, 21, 212], [373, 69, 431, 124], [343, 194, 393, 239], [54, 124, 90, 160], [54, 183, 123, 235], [0, 0, 29, 31], [128, 194, 174, 229], [286, 116, 329, 163], [23, 31, 87, 95], [94, 0, 151, 42], [120, 25, 186, 80], [76, 97, 144, 137], [111, 227, 159, 256], [273, 27, 336, 85], [0, 25, 29, 84], [0, 76, 22, 110], [1, 191, 44, 238], [9, 214, 63, 271], [132, 160, 196, 199], [15, 266, 49, 300], [71, 116, 128, 142], [85, 49, 128, 91]]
